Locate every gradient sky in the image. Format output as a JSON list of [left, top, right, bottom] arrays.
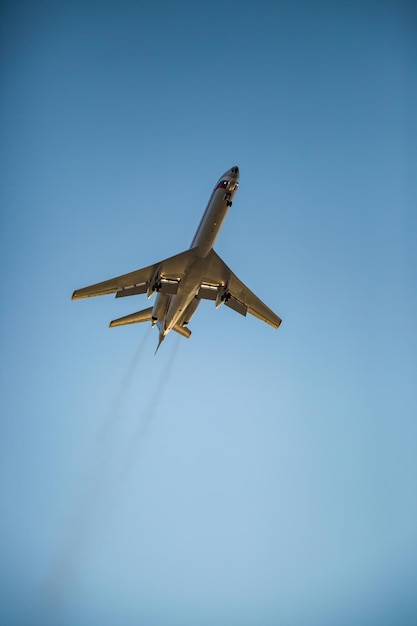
[[1, 1, 416, 625]]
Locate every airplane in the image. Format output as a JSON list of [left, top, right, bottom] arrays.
[[72, 166, 282, 352]]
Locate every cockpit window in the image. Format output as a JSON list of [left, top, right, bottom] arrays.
[[216, 180, 228, 189]]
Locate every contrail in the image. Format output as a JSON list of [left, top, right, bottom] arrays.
[[97, 326, 151, 443], [118, 333, 181, 480], [40, 328, 153, 621], [41, 330, 183, 623]]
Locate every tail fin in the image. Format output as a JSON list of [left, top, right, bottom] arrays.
[[109, 307, 153, 327]]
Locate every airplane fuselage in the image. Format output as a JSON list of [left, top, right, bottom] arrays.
[[155, 167, 240, 340], [72, 164, 282, 352]]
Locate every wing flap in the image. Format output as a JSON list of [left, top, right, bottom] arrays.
[[115, 284, 148, 298], [224, 296, 247, 317], [198, 284, 218, 301], [72, 248, 196, 300], [203, 250, 282, 329]]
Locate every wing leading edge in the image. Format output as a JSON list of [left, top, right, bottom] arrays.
[[72, 248, 198, 300], [72, 247, 281, 331]]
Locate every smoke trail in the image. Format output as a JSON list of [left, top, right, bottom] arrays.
[[97, 327, 151, 443], [40, 330, 181, 622], [118, 333, 181, 480], [40, 329, 152, 621]]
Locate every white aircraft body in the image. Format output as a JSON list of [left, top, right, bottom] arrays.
[[72, 166, 282, 351]]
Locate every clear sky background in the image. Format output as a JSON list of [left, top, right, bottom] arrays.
[[1, 1, 416, 625]]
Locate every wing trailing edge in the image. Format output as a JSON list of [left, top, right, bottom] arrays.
[[72, 248, 198, 301], [199, 250, 282, 329]]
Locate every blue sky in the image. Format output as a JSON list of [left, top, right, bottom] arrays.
[[1, 1, 416, 625]]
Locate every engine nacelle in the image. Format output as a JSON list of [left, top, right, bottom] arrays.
[[151, 293, 169, 324]]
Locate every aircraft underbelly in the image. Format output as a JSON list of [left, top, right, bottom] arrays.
[[164, 258, 206, 332], [192, 191, 229, 256], [72, 166, 282, 351]]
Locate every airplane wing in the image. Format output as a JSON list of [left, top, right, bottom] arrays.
[[199, 250, 282, 329], [72, 248, 197, 300]]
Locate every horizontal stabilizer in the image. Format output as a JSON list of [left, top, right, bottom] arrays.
[[173, 324, 191, 339], [109, 307, 153, 327]]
